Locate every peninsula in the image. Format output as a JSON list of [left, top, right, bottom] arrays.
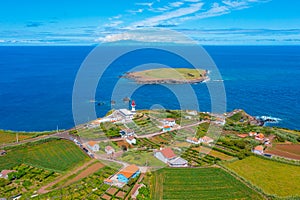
[[123, 68, 208, 84]]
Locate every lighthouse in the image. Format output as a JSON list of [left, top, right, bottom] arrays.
[[131, 100, 136, 112]]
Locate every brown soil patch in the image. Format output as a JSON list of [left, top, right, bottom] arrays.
[[116, 191, 126, 198], [64, 162, 104, 186], [37, 159, 96, 194], [101, 194, 112, 200], [106, 187, 118, 195], [265, 144, 300, 160]]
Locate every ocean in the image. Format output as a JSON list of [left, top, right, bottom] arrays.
[[0, 46, 299, 131]]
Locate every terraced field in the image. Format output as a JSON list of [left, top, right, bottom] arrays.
[[0, 139, 90, 172], [151, 167, 262, 200]]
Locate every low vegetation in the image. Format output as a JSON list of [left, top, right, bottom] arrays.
[[0, 138, 90, 172], [0, 130, 55, 144], [150, 167, 263, 200], [225, 156, 300, 198]]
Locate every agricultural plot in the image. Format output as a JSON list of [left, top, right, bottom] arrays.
[[151, 168, 262, 200], [225, 156, 300, 197], [118, 151, 166, 167], [77, 126, 107, 140], [0, 139, 90, 172], [37, 166, 116, 199], [181, 148, 221, 167], [0, 130, 54, 144], [265, 144, 300, 160], [0, 164, 59, 199], [192, 146, 234, 161]]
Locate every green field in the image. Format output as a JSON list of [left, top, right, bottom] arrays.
[[151, 167, 262, 200], [0, 139, 90, 172], [119, 151, 166, 167], [225, 156, 300, 197], [130, 68, 207, 81]]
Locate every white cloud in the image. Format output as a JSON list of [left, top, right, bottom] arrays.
[[127, 8, 144, 14], [95, 31, 197, 44], [130, 2, 204, 28], [0, 39, 5, 43], [104, 21, 123, 28]]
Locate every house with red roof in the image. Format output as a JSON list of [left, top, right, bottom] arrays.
[[0, 170, 16, 179], [105, 146, 115, 155], [126, 136, 136, 145], [154, 148, 188, 167]]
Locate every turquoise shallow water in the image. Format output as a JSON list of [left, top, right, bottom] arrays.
[[0, 46, 299, 131]]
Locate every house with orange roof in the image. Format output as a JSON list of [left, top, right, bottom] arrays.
[[255, 133, 265, 141], [117, 164, 140, 183], [186, 137, 200, 145], [162, 125, 171, 132], [237, 134, 248, 138], [252, 145, 264, 155], [199, 136, 214, 144], [163, 118, 176, 127], [87, 141, 99, 152]]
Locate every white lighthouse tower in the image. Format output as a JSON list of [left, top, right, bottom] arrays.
[[131, 100, 136, 112]]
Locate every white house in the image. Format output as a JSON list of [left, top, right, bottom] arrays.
[[105, 146, 115, 155], [120, 129, 135, 138], [154, 148, 187, 167], [199, 136, 214, 144], [252, 145, 264, 155], [87, 141, 100, 152], [186, 137, 200, 145], [154, 148, 177, 163], [168, 157, 188, 167], [249, 131, 257, 137], [126, 136, 136, 145], [119, 109, 134, 120], [163, 118, 176, 127]]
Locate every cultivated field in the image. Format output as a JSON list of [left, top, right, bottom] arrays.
[[225, 156, 300, 197], [0, 139, 90, 172], [265, 144, 300, 160], [0, 130, 54, 144], [151, 167, 262, 200]]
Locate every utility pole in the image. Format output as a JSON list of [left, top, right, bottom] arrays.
[[16, 132, 18, 143]]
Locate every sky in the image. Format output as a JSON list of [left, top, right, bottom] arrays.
[[0, 0, 300, 45]]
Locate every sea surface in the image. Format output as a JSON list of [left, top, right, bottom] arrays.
[[0, 46, 299, 131]]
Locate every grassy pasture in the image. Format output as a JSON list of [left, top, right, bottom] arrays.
[[133, 68, 207, 80], [0, 139, 90, 172], [225, 156, 300, 197], [0, 130, 55, 144], [151, 167, 262, 200]]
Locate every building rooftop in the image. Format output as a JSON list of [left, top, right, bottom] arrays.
[[118, 164, 139, 178], [160, 148, 177, 159], [88, 141, 98, 147], [119, 109, 133, 116]]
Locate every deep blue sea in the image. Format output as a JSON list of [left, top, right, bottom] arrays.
[[0, 46, 299, 131]]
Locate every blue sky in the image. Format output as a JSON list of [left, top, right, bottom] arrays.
[[0, 0, 300, 45]]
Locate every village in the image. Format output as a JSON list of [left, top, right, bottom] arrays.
[[0, 100, 299, 200], [64, 100, 282, 192]]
